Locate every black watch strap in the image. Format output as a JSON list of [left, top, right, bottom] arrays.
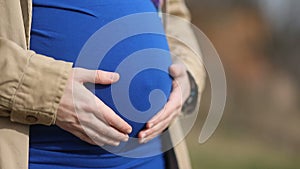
[[182, 71, 198, 115]]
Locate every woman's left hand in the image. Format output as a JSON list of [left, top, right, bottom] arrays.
[[138, 62, 191, 144]]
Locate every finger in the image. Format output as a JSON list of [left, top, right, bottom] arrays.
[[139, 121, 164, 141], [75, 68, 120, 84], [98, 125, 130, 143], [146, 105, 174, 130], [145, 105, 167, 129], [142, 109, 179, 144], [86, 113, 130, 142], [141, 127, 165, 144], [139, 119, 170, 144], [169, 63, 186, 78], [83, 125, 122, 147], [77, 89, 132, 135], [146, 82, 177, 126], [146, 82, 181, 128], [94, 70, 120, 84], [140, 108, 180, 142], [92, 133, 121, 147], [143, 126, 166, 143], [96, 100, 132, 134]]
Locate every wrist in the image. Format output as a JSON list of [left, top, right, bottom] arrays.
[[182, 71, 198, 115]]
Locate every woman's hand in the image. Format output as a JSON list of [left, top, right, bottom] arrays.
[[56, 68, 132, 146], [138, 63, 191, 144]]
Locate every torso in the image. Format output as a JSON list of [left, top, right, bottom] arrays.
[[29, 0, 172, 168]]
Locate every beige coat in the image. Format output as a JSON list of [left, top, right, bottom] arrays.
[[0, 0, 205, 168]]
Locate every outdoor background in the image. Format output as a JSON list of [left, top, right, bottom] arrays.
[[185, 0, 300, 168]]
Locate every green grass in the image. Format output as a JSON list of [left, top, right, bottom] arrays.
[[186, 131, 300, 169]]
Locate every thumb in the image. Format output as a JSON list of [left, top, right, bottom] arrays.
[[75, 68, 120, 84], [169, 63, 186, 78]]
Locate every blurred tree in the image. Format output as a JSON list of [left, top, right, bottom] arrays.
[[185, 1, 300, 168]]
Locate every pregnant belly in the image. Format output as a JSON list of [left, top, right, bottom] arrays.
[[30, 0, 172, 138], [82, 33, 172, 137]]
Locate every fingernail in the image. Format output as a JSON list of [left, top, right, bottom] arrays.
[[140, 138, 146, 144], [114, 142, 120, 147], [111, 73, 120, 81], [127, 128, 132, 134], [140, 133, 146, 139], [143, 138, 149, 144], [148, 123, 153, 128], [123, 135, 129, 142]]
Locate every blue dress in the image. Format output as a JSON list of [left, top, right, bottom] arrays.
[[29, 0, 172, 168]]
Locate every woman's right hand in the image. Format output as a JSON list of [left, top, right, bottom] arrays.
[[55, 68, 132, 146]]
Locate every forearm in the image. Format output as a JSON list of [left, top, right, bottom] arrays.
[[165, 0, 206, 115], [0, 0, 73, 125], [0, 37, 73, 125]]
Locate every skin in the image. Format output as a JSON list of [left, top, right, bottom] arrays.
[[138, 63, 191, 144], [56, 68, 132, 146], [56, 62, 190, 146]]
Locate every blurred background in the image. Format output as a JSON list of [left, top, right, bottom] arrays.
[[184, 0, 300, 168]]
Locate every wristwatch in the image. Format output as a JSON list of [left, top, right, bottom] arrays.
[[182, 71, 198, 115]]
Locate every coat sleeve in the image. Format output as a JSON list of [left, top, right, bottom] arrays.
[[165, 0, 206, 115], [0, 0, 73, 126]]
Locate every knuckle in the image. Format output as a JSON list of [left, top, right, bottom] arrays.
[[98, 143, 105, 147], [147, 129, 154, 135], [78, 133, 94, 144], [175, 103, 181, 110], [103, 116, 113, 126], [108, 73, 114, 83], [81, 102, 92, 111], [83, 137, 93, 144], [107, 140, 119, 146], [95, 70, 103, 82], [170, 108, 181, 116], [78, 114, 90, 124], [95, 110, 105, 120], [114, 141, 120, 146], [115, 132, 127, 141], [74, 124, 85, 133], [93, 139, 104, 146], [101, 129, 108, 136], [121, 125, 130, 133], [64, 121, 77, 131]]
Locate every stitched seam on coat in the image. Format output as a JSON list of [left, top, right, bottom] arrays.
[[10, 51, 33, 111], [0, 97, 12, 109], [51, 63, 71, 124]]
